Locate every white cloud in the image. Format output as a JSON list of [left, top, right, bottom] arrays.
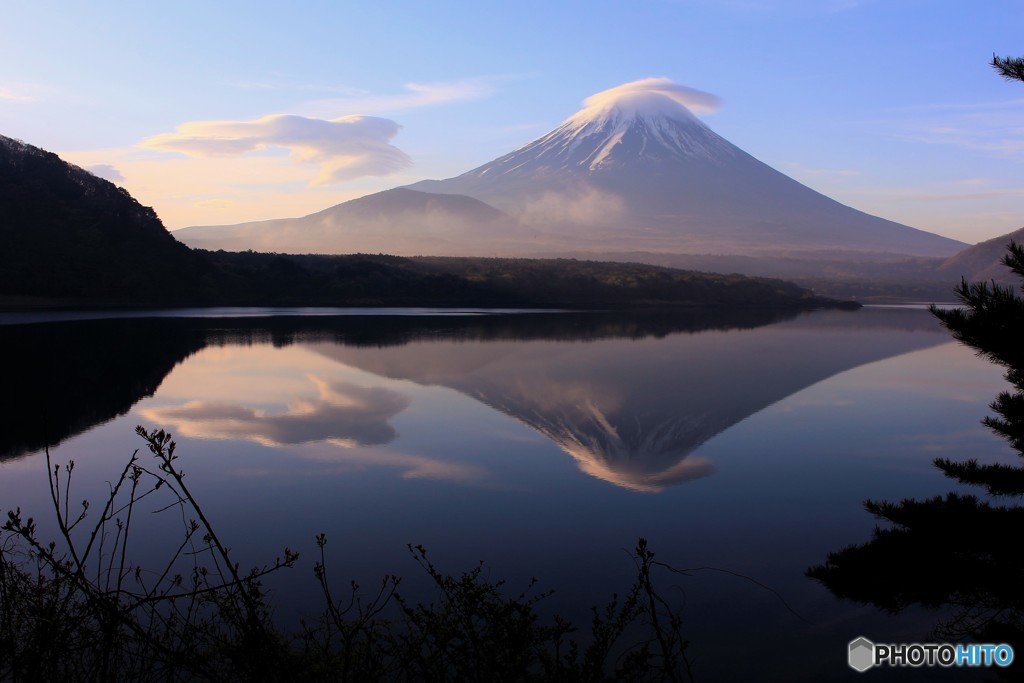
[[0, 86, 33, 102], [582, 77, 722, 115], [518, 186, 627, 226], [883, 98, 1024, 157], [301, 78, 496, 116], [87, 163, 125, 183], [139, 113, 412, 184], [900, 125, 1024, 156], [59, 146, 374, 228]]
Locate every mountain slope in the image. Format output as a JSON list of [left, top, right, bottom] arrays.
[[409, 80, 964, 258], [937, 226, 1024, 284], [175, 188, 525, 255]]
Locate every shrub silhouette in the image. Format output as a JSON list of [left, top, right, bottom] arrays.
[[1, 426, 696, 682]]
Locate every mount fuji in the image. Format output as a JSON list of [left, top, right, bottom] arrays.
[[176, 78, 965, 259]]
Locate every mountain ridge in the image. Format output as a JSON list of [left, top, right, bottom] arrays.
[[937, 226, 1024, 284], [2, 132, 855, 311], [178, 79, 965, 260], [0, 134, 207, 303], [173, 187, 522, 255]]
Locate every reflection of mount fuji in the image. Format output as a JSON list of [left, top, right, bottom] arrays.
[[308, 308, 949, 491], [0, 310, 791, 461], [3, 309, 948, 491]]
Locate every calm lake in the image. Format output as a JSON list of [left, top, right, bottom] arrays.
[[0, 306, 1013, 680]]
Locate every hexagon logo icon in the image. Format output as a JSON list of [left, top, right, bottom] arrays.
[[849, 637, 875, 672]]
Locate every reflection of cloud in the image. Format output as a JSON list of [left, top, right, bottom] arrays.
[[139, 113, 411, 184], [319, 441, 486, 482], [87, 164, 125, 183], [224, 443, 486, 483], [141, 376, 409, 447], [890, 430, 1013, 457]]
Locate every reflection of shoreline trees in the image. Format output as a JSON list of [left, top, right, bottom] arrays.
[[0, 318, 208, 460], [808, 243, 1024, 654]]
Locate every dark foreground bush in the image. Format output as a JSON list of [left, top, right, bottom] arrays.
[[1, 427, 694, 682]]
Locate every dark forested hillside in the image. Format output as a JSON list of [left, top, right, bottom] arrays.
[[199, 250, 848, 309], [0, 135, 210, 304]]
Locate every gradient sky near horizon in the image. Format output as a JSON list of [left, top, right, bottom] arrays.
[[2, 0, 1023, 244]]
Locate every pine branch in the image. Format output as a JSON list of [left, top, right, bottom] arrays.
[[992, 54, 1024, 83]]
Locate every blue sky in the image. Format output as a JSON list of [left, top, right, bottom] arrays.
[[2, 0, 1022, 243]]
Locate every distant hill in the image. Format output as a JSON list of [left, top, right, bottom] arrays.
[[199, 251, 851, 310], [937, 226, 1024, 284], [175, 188, 526, 255], [0, 134, 207, 304]]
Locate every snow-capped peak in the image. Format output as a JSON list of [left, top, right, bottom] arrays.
[[567, 77, 720, 128], [563, 89, 700, 132], [476, 78, 736, 175]]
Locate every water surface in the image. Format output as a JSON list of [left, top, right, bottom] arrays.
[[0, 307, 1011, 680]]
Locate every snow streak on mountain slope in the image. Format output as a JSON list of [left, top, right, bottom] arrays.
[[486, 87, 736, 175], [408, 80, 739, 210]]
